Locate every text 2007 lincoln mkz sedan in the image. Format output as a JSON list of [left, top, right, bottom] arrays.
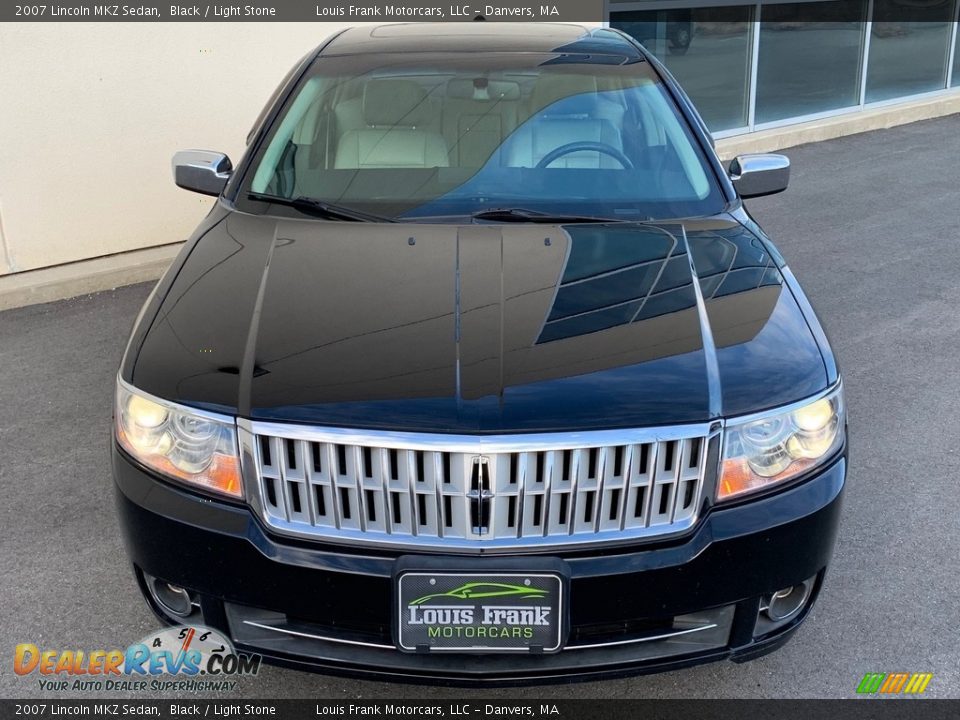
[[113, 23, 846, 683]]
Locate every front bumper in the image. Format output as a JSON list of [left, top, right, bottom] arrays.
[[113, 443, 845, 685]]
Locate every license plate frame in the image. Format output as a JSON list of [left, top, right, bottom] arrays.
[[394, 568, 566, 654]]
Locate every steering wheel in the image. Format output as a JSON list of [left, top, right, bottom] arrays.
[[535, 141, 634, 170]]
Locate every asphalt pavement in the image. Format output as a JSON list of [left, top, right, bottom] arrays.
[[2, 115, 959, 700]]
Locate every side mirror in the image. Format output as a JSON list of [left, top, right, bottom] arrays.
[[728, 154, 790, 198], [172, 150, 232, 196]]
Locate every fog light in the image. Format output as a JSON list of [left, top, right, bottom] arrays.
[[145, 574, 196, 619], [764, 582, 811, 622]]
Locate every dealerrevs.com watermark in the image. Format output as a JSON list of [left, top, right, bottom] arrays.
[[14, 626, 260, 693]]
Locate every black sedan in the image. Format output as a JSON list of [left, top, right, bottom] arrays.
[[113, 22, 846, 684]]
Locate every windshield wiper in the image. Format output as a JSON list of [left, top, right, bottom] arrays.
[[247, 193, 393, 223], [470, 208, 627, 224]]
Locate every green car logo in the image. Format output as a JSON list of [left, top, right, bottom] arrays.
[[410, 582, 548, 606]]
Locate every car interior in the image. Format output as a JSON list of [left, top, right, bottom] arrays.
[[291, 72, 637, 174], [251, 67, 712, 215]]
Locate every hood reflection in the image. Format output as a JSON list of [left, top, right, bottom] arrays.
[[130, 212, 826, 432]]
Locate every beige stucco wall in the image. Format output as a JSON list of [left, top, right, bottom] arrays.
[[0, 23, 363, 275]]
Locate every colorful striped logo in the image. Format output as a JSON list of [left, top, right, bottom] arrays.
[[857, 673, 933, 694]]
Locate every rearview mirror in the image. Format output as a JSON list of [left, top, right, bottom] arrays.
[[172, 150, 232, 196], [728, 154, 790, 199]]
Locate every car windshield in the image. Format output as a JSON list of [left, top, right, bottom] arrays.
[[239, 51, 725, 222]]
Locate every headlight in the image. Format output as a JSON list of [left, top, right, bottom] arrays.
[[718, 384, 844, 501], [115, 379, 242, 498]]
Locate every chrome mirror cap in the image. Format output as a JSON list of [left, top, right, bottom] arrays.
[[172, 150, 232, 196], [729, 153, 790, 199]]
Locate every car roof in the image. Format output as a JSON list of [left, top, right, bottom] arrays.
[[320, 23, 644, 60]]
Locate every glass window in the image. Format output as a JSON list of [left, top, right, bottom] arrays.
[[953, 20, 960, 87], [866, 0, 956, 102], [240, 53, 726, 222], [611, 6, 754, 132], [755, 0, 867, 124]]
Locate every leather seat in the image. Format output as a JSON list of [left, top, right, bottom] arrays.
[[442, 78, 521, 167], [502, 75, 625, 169], [334, 79, 449, 169]]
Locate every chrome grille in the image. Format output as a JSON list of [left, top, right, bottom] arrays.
[[240, 422, 713, 551]]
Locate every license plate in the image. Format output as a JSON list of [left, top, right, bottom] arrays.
[[396, 572, 564, 653]]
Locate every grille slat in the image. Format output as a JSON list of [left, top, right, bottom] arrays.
[[249, 428, 710, 550]]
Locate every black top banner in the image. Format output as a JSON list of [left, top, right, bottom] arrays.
[[5, 1, 960, 22], [1, 1, 604, 22]]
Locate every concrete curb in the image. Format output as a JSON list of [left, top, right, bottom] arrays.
[[0, 243, 182, 312], [715, 93, 960, 161], [1, 92, 958, 312]]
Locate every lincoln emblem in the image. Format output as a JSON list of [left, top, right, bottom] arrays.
[[468, 456, 494, 535]]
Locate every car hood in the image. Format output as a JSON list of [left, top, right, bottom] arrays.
[[130, 211, 828, 433]]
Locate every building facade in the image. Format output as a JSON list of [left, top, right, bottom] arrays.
[[609, 0, 960, 136]]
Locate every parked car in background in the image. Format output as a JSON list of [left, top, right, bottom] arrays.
[[615, 13, 694, 54]]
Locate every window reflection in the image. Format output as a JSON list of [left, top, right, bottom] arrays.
[[756, 0, 866, 123], [866, 0, 956, 102], [536, 224, 781, 346], [611, 6, 754, 132]]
